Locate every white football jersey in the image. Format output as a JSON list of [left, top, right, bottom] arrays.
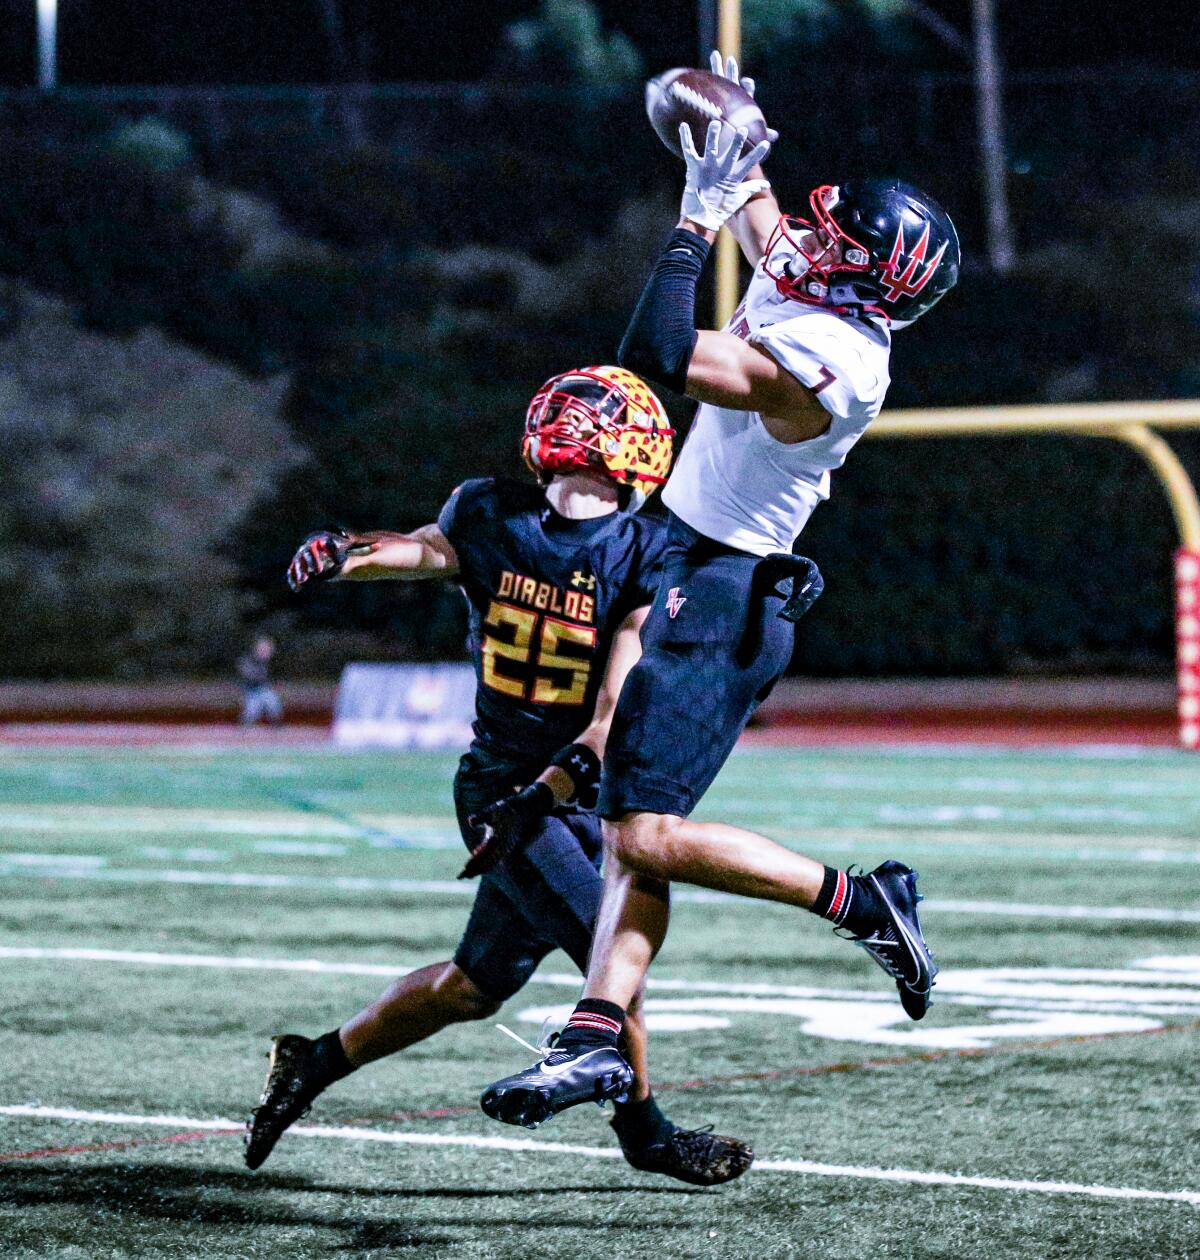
[[662, 242, 893, 556]]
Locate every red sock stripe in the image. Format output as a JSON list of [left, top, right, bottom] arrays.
[[836, 878, 854, 925], [567, 1012, 623, 1036], [827, 870, 849, 923]]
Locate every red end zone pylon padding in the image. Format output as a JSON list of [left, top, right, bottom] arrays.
[[1177, 549, 1200, 748]]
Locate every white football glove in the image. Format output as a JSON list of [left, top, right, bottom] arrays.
[[709, 50, 780, 144], [679, 120, 771, 233]]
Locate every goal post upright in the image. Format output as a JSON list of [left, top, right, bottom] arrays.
[[1111, 423, 1200, 748], [714, 0, 741, 330], [869, 400, 1200, 748]]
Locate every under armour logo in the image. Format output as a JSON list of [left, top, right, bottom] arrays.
[[571, 571, 596, 590], [665, 587, 687, 618]]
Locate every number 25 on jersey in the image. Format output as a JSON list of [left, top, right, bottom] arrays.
[[481, 601, 597, 706]]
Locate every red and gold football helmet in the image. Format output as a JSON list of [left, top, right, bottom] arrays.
[[522, 366, 674, 510]]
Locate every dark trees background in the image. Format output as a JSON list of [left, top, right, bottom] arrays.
[[1, 1, 1197, 677]]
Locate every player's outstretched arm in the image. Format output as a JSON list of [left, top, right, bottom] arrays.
[[618, 224, 827, 438], [618, 116, 827, 438], [286, 524, 458, 592], [706, 51, 780, 265], [337, 525, 459, 582], [726, 167, 779, 267]]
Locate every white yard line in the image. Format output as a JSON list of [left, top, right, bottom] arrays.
[[0, 1105, 1196, 1206], [7, 808, 1200, 861], [925, 899, 1200, 924], [0, 809, 461, 846], [0, 864, 474, 895], [0, 812, 362, 837], [3, 860, 1200, 922], [0, 946, 424, 979], [0, 853, 107, 868]]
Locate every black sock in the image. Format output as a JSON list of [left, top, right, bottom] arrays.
[[612, 1092, 674, 1150], [308, 1029, 356, 1090], [553, 998, 626, 1052], [810, 865, 885, 936]]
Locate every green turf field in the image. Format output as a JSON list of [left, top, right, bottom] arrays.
[[1, 741, 1199, 1259]]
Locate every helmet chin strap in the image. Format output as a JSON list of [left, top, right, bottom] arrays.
[[826, 275, 883, 314], [544, 472, 621, 520]]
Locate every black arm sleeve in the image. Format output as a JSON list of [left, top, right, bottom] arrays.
[[617, 228, 712, 395]]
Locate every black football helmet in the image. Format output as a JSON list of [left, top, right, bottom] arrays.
[[762, 179, 960, 328]]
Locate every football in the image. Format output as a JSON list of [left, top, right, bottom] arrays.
[[644, 67, 771, 160]]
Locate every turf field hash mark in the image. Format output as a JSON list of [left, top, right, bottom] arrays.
[[141, 846, 229, 862], [251, 840, 349, 856]]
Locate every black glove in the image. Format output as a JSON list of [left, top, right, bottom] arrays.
[[459, 782, 555, 880], [768, 554, 824, 623], [457, 744, 603, 879], [287, 528, 358, 593]]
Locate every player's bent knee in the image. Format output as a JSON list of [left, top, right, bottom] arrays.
[[433, 962, 502, 1020], [608, 811, 683, 876]]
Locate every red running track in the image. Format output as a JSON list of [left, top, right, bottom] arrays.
[[0, 713, 1179, 748]]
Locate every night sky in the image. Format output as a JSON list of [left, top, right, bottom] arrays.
[[1, 0, 1199, 86]]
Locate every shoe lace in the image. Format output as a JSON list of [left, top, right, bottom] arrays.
[[847, 924, 905, 980], [829, 863, 908, 981], [833, 919, 904, 983], [495, 1019, 569, 1063], [666, 1125, 730, 1160]]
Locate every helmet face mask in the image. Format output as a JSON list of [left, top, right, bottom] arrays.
[[522, 367, 674, 510], [764, 194, 877, 312], [527, 379, 617, 472], [762, 180, 960, 328]]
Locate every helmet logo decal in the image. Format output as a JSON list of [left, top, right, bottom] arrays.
[[878, 222, 949, 302]]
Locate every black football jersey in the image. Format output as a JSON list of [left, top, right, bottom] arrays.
[[437, 478, 667, 762]]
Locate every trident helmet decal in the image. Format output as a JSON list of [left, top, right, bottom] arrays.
[[877, 222, 951, 304]]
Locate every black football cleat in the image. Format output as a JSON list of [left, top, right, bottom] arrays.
[[613, 1120, 754, 1187], [244, 1034, 324, 1169], [845, 860, 938, 1020], [480, 1045, 634, 1129]]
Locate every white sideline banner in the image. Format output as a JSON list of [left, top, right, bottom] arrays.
[[332, 663, 475, 750]]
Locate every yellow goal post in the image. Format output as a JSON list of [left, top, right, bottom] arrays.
[[865, 400, 1200, 748]]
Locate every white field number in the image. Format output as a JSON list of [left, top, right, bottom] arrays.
[[518, 956, 1200, 1049]]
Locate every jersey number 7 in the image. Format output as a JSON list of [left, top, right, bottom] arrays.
[[481, 600, 598, 706]]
